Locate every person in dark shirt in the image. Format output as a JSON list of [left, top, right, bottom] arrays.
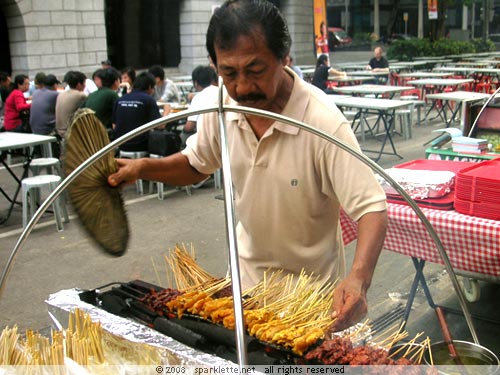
[[311, 54, 346, 93], [112, 72, 161, 152], [366, 46, 390, 84], [83, 68, 120, 135]]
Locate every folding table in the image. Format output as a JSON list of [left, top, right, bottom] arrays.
[[332, 84, 415, 99], [425, 91, 491, 127], [328, 96, 412, 161], [340, 203, 500, 326], [0, 132, 56, 224]]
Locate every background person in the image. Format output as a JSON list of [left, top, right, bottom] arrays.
[[312, 54, 346, 93], [366, 46, 390, 84], [112, 72, 162, 152], [29, 74, 60, 135], [108, 0, 387, 334], [119, 67, 136, 96], [148, 65, 181, 103], [56, 71, 87, 139], [83, 67, 120, 136], [181, 65, 218, 147], [3, 74, 31, 132], [285, 55, 303, 80]]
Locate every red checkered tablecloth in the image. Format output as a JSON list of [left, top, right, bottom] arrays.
[[341, 203, 500, 278]]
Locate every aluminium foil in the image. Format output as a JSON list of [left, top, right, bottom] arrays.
[[377, 169, 456, 199], [45, 288, 237, 368]]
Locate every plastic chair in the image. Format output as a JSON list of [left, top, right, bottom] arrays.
[[22, 175, 69, 231], [29, 157, 62, 176], [148, 153, 191, 199], [119, 150, 149, 194]]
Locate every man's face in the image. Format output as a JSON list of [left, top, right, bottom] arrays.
[[154, 77, 162, 87], [374, 48, 382, 59], [215, 31, 284, 111]]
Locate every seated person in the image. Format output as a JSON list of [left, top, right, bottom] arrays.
[[56, 71, 87, 139], [83, 68, 120, 135], [112, 72, 162, 152], [148, 65, 181, 103], [312, 54, 346, 93], [30, 74, 60, 135], [366, 46, 390, 85], [3, 74, 31, 132], [181, 65, 218, 147]]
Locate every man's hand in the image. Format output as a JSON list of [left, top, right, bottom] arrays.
[[328, 274, 368, 333], [108, 158, 142, 187]]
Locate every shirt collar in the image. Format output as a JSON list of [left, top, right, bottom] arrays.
[[224, 66, 309, 136]]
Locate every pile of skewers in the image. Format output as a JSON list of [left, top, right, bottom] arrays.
[[0, 308, 162, 368], [143, 244, 432, 363]]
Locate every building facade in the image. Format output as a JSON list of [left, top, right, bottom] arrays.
[[0, 0, 497, 80], [0, 0, 315, 79]]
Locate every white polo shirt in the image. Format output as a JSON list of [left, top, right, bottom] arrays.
[[182, 67, 387, 290]]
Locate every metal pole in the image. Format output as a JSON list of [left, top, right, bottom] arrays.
[[216, 81, 248, 367], [0, 99, 480, 352]]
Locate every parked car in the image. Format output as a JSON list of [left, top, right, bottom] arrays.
[[327, 27, 352, 49]]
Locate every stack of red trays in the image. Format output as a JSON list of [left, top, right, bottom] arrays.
[[454, 158, 500, 220]]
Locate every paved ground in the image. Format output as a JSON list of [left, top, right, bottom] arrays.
[[1, 50, 499, 362]]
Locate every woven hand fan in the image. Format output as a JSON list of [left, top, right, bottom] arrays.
[[64, 108, 129, 256]]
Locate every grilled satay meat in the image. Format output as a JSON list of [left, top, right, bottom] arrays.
[[304, 336, 418, 366], [292, 327, 324, 356], [138, 288, 184, 314]]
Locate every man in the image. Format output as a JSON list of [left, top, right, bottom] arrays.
[[366, 46, 390, 84], [112, 72, 162, 152], [55, 71, 87, 138], [29, 74, 60, 135], [101, 59, 112, 69], [83, 67, 120, 134], [108, 0, 387, 333], [181, 65, 218, 147], [285, 55, 303, 80], [148, 65, 181, 103]]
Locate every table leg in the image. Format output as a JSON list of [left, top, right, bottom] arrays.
[[0, 149, 34, 225], [360, 109, 403, 162], [401, 258, 437, 330]]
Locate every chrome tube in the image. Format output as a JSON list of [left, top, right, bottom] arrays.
[[0, 100, 479, 357], [217, 82, 248, 367]]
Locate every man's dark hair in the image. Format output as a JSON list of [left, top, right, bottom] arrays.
[[206, 0, 291, 67], [34, 72, 46, 86], [133, 72, 156, 92], [63, 71, 87, 89], [148, 65, 165, 81], [14, 74, 28, 87], [0, 71, 9, 83], [99, 67, 121, 88], [191, 65, 217, 89]]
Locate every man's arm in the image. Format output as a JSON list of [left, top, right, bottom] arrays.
[[329, 210, 387, 332], [108, 152, 209, 188]]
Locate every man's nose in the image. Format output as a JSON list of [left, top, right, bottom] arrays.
[[234, 75, 253, 96]]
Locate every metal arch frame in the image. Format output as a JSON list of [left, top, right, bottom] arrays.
[[0, 102, 479, 366]]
